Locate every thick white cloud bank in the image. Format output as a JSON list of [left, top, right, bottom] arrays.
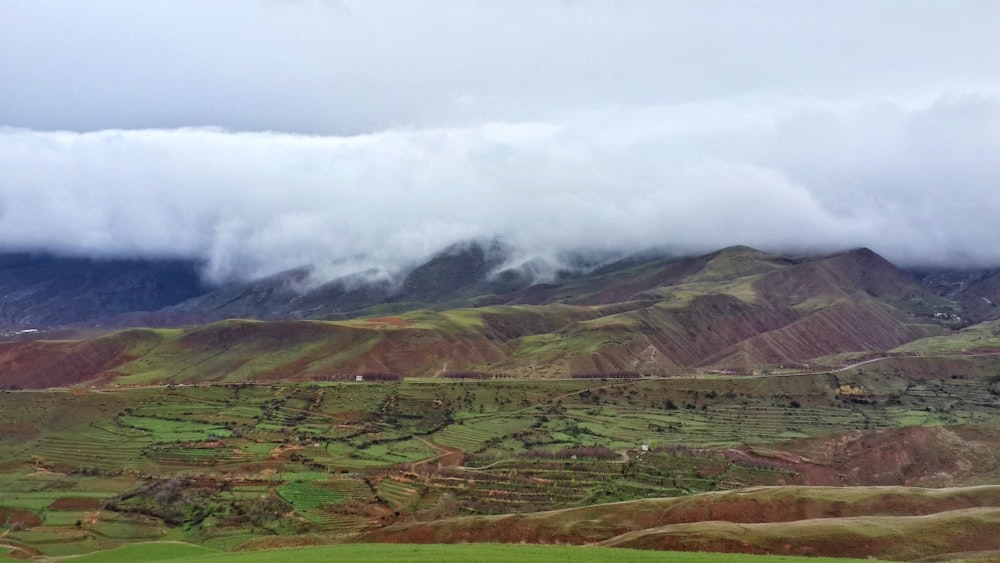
[[2, 94, 999, 282], [2, 1, 999, 281]]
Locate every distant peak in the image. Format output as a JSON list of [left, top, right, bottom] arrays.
[[818, 247, 924, 298], [438, 238, 513, 261], [688, 246, 781, 283], [846, 247, 878, 257], [829, 247, 890, 264], [714, 245, 767, 257]]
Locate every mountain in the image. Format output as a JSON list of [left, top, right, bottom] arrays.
[[157, 240, 528, 323], [913, 268, 1000, 323], [1, 245, 979, 388], [0, 253, 207, 331], [959, 272, 1000, 322]]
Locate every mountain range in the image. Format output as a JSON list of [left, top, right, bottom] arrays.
[[2, 243, 1000, 388]]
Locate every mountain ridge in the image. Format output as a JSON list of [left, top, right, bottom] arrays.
[[6, 243, 997, 332], [3, 244, 991, 388]]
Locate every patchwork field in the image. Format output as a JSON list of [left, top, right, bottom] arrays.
[[3, 358, 1000, 560]]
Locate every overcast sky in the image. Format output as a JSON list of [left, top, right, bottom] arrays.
[[2, 1, 999, 282]]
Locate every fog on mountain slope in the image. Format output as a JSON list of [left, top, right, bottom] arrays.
[[4, 244, 1000, 340], [2, 95, 1000, 283], [2, 2, 999, 281], [1, 245, 989, 385]]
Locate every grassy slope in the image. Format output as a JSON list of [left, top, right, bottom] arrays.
[[0, 247, 962, 387], [351, 488, 1000, 561], [67, 542, 879, 562], [893, 319, 1000, 354], [359, 486, 1000, 549], [602, 507, 1000, 561], [68, 541, 218, 562]]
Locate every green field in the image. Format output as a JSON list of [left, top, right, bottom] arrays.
[[893, 319, 1000, 354], [4, 363, 1000, 560]]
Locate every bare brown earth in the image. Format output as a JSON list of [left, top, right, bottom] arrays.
[[48, 497, 103, 511], [0, 333, 138, 389], [0, 508, 42, 528]]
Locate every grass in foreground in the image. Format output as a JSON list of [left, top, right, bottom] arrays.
[[66, 542, 882, 563]]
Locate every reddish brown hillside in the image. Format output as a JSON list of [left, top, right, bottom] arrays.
[[0, 331, 140, 388], [359, 485, 1000, 552], [755, 248, 926, 306], [588, 294, 799, 370], [339, 327, 510, 376], [0, 247, 962, 385], [822, 247, 928, 297], [727, 425, 1000, 487], [702, 300, 927, 369], [478, 307, 603, 340]]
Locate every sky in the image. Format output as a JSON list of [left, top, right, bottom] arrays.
[[1, 0, 999, 283]]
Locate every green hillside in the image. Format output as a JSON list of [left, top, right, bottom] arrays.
[[0, 247, 965, 388]]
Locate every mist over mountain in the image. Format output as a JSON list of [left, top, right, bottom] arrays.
[[3, 243, 1000, 336], [3, 93, 1000, 283], [5, 5, 1000, 561], [3, 2, 1000, 281], [2, 2, 999, 321], [6, 244, 999, 388]]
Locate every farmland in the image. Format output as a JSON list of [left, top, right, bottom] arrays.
[[3, 357, 1000, 560]]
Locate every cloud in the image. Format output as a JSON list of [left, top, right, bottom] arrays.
[[2, 94, 999, 282], [3, 1, 1000, 134], [1, 2, 998, 280]]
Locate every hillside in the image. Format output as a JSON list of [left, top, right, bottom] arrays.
[[0, 246, 974, 387], [361, 486, 1000, 560]]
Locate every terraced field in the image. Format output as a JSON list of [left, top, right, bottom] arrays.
[[117, 415, 232, 442], [432, 424, 498, 451], [375, 478, 421, 511], [325, 477, 373, 501], [32, 430, 153, 473], [4, 365, 1000, 559], [277, 481, 344, 510], [144, 444, 254, 466]]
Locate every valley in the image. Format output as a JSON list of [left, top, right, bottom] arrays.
[[4, 357, 1000, 560], [3, 245, 1000, 560]]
